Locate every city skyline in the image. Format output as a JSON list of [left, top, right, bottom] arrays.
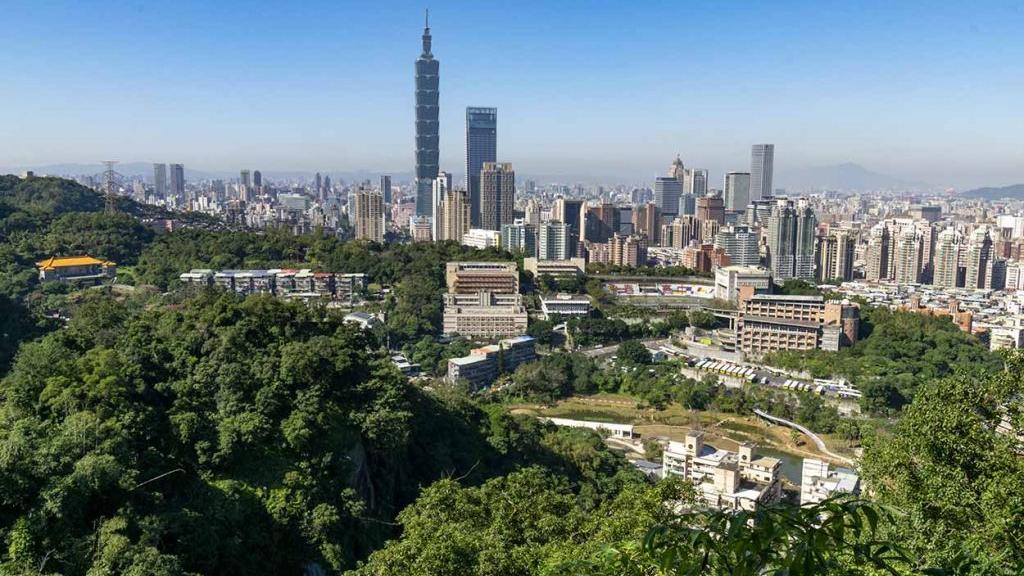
[[2, 1, 1023, 189]]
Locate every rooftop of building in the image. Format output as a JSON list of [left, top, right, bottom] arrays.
[[741, 315, 822, 329], [37, 255, 114, 269], [540, 293, 592, 303], [449, 355, 491, 366], [748, 293, 825, 303], [718, 265, 771, 274]]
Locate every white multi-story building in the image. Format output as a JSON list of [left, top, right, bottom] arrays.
[[461, 228, 502, 250], [447, 335, 537, 389], [539, 221, 571, 260], [933, 227, 961, 288], [800, 458, 860, 506], [539, 293, 592, 319], [714, 225, 760, 267], [662, 431, 783, 512], [714, 265, 772, 303]]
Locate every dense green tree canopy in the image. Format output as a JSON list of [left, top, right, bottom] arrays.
[[0, 291, 617, 575], [860, 353, 1024, 574], [765, 307, 1001, 413]]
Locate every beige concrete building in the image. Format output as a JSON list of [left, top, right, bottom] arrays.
[[523, 257, 586, 279], [445, 261, 519, 294], [480, 162, 514, 231], [609, 233, 647, 267], [353, 188, 384, 243], [442, 292, 528, 338], [435, 188, 471, 242], [409, 216, 433, 242], [632, 202, 660, 244], [714, 265, 772, 303], [662, 431, 783, 512], [736, 288, 859, 355]]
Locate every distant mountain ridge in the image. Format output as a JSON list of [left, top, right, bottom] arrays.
[[959, 183, 1024, 201], [0, 162, 411, 184], [777, 162, 928, 193]]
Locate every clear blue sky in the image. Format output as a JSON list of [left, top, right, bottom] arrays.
[[2, 0, 1022, 188]]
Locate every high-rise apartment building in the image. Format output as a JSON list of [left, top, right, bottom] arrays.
[[354, 188, 384, 243], [816, 228, 854, 282], [431, 171, 451, 241], [915, 221, 937, 283], [794, 205, 817, 280], [632, 202, 660, 243], [965, 227, 993, 289], [380, 175, 392, 204], [415, 13, 440, 216], [892, 227, 923, 284], [750, 144, 774, 202], [479, 162, 513, 231], [714, 226, 760, 267], [466, 107, 497, 226], [865, 224, 891, 282], [169, 164, 185, 201], [524, 198, 541, 228], [765, 199, 816, 281], [766, 200, 797, 280], [152, 164, 168, 198], [609, 233, 647, 267], [501, 219, 537, 257], [434, 180, 470, 243], [933, 228, 961, 288], [539, 222, 572, 260]]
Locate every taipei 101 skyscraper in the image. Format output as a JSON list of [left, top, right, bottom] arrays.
[[414, 10, 439, 217]]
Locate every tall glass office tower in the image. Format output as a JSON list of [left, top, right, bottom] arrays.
[[750, 144, 774, 202], [465, 107, 497, 227], [414, 12, 439, 216]]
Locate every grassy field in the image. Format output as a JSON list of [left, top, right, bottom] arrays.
[[509, 394, 858, 464]]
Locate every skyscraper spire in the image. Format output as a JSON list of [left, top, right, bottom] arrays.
[[422, 9, 432, 56]]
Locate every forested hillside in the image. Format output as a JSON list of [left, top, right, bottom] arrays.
[[0, 291, 650, 575]]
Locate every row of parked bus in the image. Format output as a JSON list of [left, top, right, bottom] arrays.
[[780, 380, 824, 393], [689, 358, 760, 382]]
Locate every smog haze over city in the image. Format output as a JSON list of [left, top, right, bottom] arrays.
[[2, 0, 1023, 189]]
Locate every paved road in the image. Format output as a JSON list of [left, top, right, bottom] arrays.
[[753, 408, 854, 466], [578, 337, 673, 358]]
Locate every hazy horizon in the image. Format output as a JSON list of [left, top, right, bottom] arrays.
[[2, 0, 1022, 189]]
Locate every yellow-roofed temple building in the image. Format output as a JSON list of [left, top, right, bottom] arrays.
[[36, 256, 116, 284]]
